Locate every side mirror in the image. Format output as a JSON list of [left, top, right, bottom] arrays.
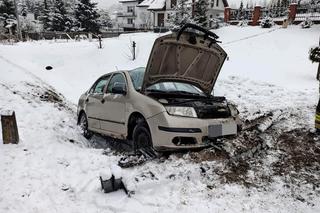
[[111, 83, 127, 95]]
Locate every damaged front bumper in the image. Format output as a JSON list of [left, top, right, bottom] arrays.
[[147, 112, 238, 151]]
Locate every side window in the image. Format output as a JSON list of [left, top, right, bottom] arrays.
[[107, 73, 126, 93], [91, 76, 110, 94]]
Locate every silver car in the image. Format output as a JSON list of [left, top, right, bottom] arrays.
[[77, 24, 240, 151]]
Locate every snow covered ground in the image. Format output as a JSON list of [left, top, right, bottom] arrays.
[[0, 25, 320, 212]]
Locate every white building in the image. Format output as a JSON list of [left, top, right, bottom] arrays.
[[117, 0, 228, 30], [207, 0, 229, 27]]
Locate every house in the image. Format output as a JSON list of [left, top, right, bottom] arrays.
[[148, 0, 176, 28], [207, 0, 229, 27], [117, 0, 142, 30], [147, 0, 229, 28], [117, 0, 228, 30], [116, 0, 154, 30]]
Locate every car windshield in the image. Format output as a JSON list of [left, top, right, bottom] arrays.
[[129, 67, 145, 90], [128, 67, 205, 96]]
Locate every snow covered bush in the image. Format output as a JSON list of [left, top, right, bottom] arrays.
[[301, 17, 313, 28], [167, 0, 193, 30], [193, 0, 209, 28], [260, 17, 274, 28], [238, 19, 249, 27]]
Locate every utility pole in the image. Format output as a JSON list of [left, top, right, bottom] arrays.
[[13, 0, 22, 41]]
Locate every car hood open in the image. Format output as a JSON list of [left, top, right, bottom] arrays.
[[141, 31, 227, 95]]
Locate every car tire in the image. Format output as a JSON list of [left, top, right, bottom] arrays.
[[79, 112, 93, 139], [132, 120, 152, 152]]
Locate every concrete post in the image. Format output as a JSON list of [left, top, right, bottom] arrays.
[[224, 7, 231, 23], [252, 6, 261, 26]]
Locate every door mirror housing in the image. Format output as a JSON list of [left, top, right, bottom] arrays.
[[111, 83, 127, 95]]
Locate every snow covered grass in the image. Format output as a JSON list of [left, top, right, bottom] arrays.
[[0, 25, 320, 212]]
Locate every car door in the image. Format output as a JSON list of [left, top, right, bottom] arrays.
[[86, 76, 110, 131], [99, 73, 127, 136]]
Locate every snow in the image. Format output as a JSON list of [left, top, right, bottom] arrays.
[[1, 25, 320, 212]]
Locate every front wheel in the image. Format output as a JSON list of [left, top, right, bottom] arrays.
[[79, 112, 93, 139], [132, 120, 152, 152]]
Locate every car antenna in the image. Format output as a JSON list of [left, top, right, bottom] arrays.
[[115, 66, 119, 71]]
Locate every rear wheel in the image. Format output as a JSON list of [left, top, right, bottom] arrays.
[[79, 112, 93, 139], [132, 120, 152, 152]]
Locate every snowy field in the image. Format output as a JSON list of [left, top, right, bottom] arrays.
[[0, 25, 320, 212]]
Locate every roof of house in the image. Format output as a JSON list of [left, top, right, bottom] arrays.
[[138, 0, 156, 7], [147, 0, 166, 10], [119, 0, 139, 3]]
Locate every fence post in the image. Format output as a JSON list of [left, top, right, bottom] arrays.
[[288, 3, 298, 23], [224, 7, 231, 23], [98, 35, 102, 49], [252, 6, 261, 26], [132, 41, 136, 60], [1, 111, 19, 144]]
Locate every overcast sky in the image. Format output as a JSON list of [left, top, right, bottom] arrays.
[[94, 0, 272, 9]]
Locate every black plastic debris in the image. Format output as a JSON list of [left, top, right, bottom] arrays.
[[45, 66, 53, 70], [100, 175, 129, 195]]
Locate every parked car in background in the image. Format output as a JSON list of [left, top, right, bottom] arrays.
[[77, 24, 241, 151]]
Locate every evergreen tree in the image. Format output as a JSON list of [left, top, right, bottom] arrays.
[[38, 0, 52, 31], [193, 0, 208, 28], [34, 1, 41, 20], [167, 0, 192, 29], [49, 0, 70, 31], [75, 0, 100, 33], [238, 1, 244, 20], [281, 0, 289, 8], [0, 0, 16, 32], [0, 0, 15, 16], [19, 0, 28, 17]]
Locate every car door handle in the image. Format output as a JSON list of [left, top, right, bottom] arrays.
[[101, 99, 105, 104]]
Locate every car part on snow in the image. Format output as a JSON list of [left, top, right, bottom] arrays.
[[100, 168, 131, 195], [100, 174, 129, 194], [1, 110, 19, 144], [118, 147, 159, 168]]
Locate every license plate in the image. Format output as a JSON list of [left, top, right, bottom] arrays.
[[208, 122, 237, 138]]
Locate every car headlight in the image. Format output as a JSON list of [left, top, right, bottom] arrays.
[[165, 106, 197, 118]]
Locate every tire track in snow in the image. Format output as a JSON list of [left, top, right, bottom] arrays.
[[222, 27, 281, 47], [0, 54, 48, 86]]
